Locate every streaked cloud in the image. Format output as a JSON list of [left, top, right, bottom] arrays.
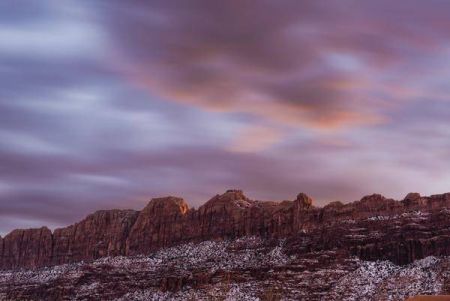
[[1, 0, 450, 235], [228, 126, 284, 153], [100, 0, 450, 130]]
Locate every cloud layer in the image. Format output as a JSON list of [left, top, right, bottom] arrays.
[[101, 0, 450, 128], [1, 0, 450, 235]]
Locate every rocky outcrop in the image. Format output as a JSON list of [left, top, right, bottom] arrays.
[[2, 190, 450, 270], [52, 209, 139, 265], [196, 189, 258, 239], [349, 207, 450, 265], [126, 197, 189, 255], [1, 227, 52, 270], [2, 237, 449, 300]]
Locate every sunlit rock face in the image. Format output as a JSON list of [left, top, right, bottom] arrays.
[[126, 197, 190, 255], [2, 191, 450, 270]]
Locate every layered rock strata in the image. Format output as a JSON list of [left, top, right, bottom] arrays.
[[1, 189, 450, 270]]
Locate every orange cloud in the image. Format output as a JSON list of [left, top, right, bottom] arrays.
[[228, 126, 284, 153], [105, 0, 450, 131]]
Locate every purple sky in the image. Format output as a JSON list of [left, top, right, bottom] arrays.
[[1, 0, 450, 235]]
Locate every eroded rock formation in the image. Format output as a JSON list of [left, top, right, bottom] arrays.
[[0, 227, 52, 270], [1, 190, 450, 270], [52, 209, 139, 265], [126, 197, 189, 254]]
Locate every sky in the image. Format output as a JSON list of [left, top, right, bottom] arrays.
[[1, 0, 450, 235]]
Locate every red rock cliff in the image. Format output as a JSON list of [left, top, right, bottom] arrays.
[[52, 209, 138, 265], [1, 190, 450, 270], [1, 227, 52, 270], [126, 196, 189, 255]]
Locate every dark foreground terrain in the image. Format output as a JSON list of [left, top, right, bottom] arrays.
[[1, 237, 450, 300], [1, 190, 450, 300]]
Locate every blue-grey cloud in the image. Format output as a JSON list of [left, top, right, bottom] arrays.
[[1, 0, 450, 236]]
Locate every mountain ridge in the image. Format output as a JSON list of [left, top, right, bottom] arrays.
[[1, 190, 450, 270]]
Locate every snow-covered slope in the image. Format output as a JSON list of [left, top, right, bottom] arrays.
[[1, 237, 449, 301]]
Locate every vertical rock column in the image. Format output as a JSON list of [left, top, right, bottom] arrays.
[[292, 193, 313, 231]]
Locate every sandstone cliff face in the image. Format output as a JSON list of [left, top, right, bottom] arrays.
[[196, 190, 257, 239], [52, 209, 139, 265], [126, 197, 189, 255], [2, 190, 450, 270], [349, 207, 450, 265], [1, 227, 52, 270], [125, 189, 318, 256]]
